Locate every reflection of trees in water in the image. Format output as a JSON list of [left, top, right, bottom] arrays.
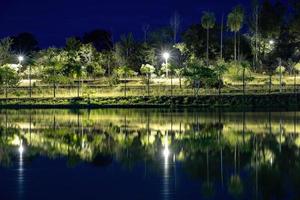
[[0, 110, 300, 199]]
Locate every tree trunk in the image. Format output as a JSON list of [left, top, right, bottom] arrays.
[[5, 83, 8, 99], [196, 81, 200, 96], [171, 73, 173, 96], [220, 14, 224, 59], [206, 28, 209, 66], [243, 67, 245, 95], [294, 72, 297, 94], [53, 66, 56, 98], [53, 82, 56, 98], [255, 6, 258, 70], [124, 74, 127, 97], [147, 74, 150, 96], [234, 32, 237, 62], [29, 65, 32, 98], [279, 59, 282, 93], [179, 76, 182, 89], [77, 77, 80, 98], [238, 32, 241, 61], [218, 75, 221, 96], [269, 74, 272, 94]]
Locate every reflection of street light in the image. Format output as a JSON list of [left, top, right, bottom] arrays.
[[18, 139, 24, 199], [163, 145, 170, 158], [163, 52, 170, 77], [162, 134, 170, 159], [19, 141, 24, 154], [162, 133, 172, 200]]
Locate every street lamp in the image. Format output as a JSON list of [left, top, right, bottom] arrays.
[[163, 52, 170, 77], [269, 39, 275, 45], [18, 56, 24, 64]]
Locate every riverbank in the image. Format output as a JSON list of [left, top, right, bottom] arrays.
[[0, 93, 299, 110]]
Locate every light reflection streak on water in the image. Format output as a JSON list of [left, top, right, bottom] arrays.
[[18, 141, 24, 200], [162, 134, 175, 200]]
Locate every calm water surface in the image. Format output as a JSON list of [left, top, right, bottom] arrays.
[[0, 109, 299, 200]]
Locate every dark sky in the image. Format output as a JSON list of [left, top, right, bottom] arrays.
[[0, 0, 251, 47]]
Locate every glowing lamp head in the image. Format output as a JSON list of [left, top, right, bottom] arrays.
[[269, 40, 275, 45], [18, 56, 24, 63], [163, 52, 170, 60]]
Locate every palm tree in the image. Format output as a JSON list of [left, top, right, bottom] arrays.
[[227, 6, 244, 62], [201, 12, 216, 66]]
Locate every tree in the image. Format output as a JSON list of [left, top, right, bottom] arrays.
[[35, 48, 68, 97], [82, 29, 113, 51], [249, 0, 260, 69], [0, 38, 14, 66], [259, 0, 284, 40], [12, 32, 39, 54], [86, 63, 105, 80], [140, 64, 155, 96], [290, 0, 300, 43], [214, 59, 228, 95], [220, 14, 224, 59], [0, 65, 20, 98], [65, 37, 84, 97], [115, 66, 135, 97], [257, 0, 285, 62], [227, 61, 254, 95], [65, 37, 81, 51], [175, 68, 184, 89], [182, 24, 220, 61], [100, 50, 115, 76], [201, 12, 216, 66], [227, 6, 244, 62], [184, 59, 218, 96], [115, 33, 145, 72]]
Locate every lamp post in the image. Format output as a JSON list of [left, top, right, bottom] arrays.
[[163, 52, 170, 78], [17, 56, 25, 99], [268, 40, 275, 94]]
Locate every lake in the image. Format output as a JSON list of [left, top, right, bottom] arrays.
[[0, 109, 299, 200]]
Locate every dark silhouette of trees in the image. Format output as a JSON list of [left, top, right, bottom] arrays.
[[82, 29, 113, 51], [12, 32, 39, 54]]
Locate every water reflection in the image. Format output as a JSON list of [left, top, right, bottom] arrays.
[[18, 139, 24, 199], [0, 109, 299, 200]]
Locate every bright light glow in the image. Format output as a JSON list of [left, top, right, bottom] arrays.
[[269, 40, 275, 45], [18, 56, 24, 62], [19, 145, 24, 154], [162, 52, 170, 60], [162, 135, 170, 158], [163, 146, 170, 158], [18, 140, 24, 154]]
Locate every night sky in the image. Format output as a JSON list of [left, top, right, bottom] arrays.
[[0, 0, 251, 47]]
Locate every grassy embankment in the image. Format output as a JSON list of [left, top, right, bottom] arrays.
[[0, 93, 298, 110], [0, 75, 299, 109]]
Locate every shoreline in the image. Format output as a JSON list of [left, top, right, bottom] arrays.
[[0, 93, 299, 111]]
